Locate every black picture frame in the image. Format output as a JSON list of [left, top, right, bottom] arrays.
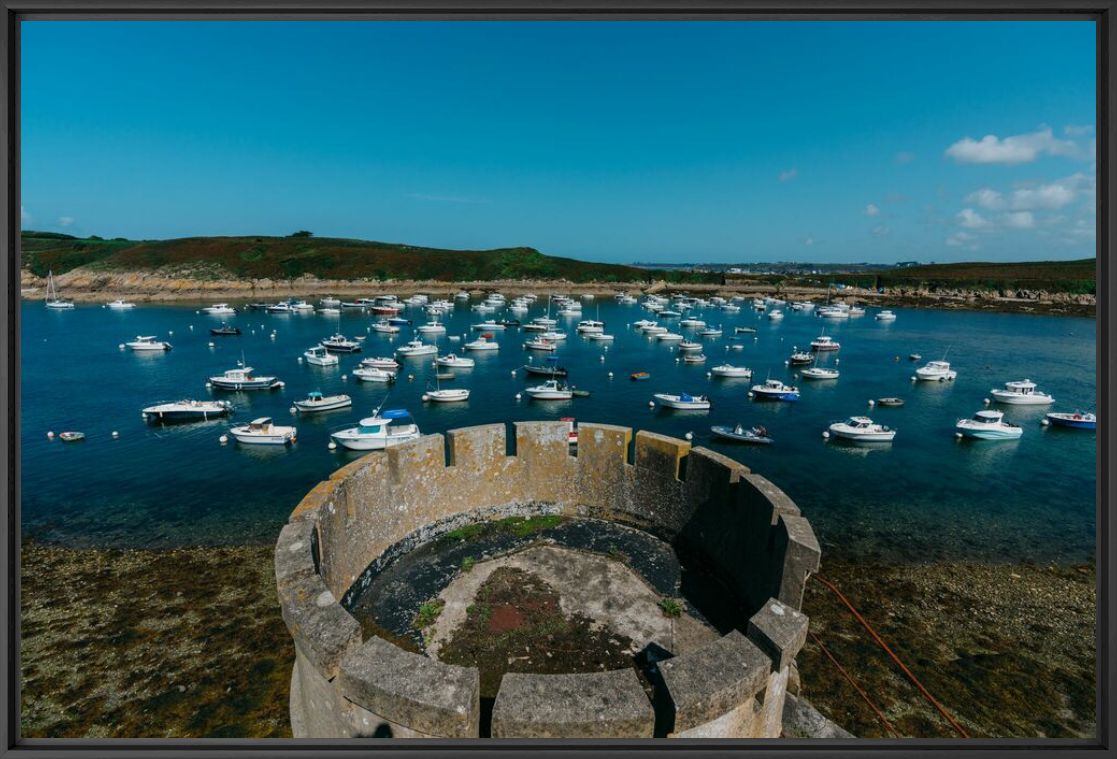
[[1, 2, 1112, 757]]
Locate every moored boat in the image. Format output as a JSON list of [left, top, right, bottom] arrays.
[[989, 379, 1054, 406], [321, 334, 362, 353], [293, 392, 352, 413], [956, 410, 1022, 440], [330, 409, 421, 451], [202, 303, 236, 315], [711, 424, 772, 444], [143, 399, 232, 422], [106, 299, 136, 310], [209, 365, 282, 391], [827, 416, 895, 442], [710, 364, 752, 378], [436, 354, 475, 369], [653, 392, 711, 410], [750, 379, 800, 401], [1044, 411, 1096, 430], [525, 379, 574, 400], [303, 346, 339, 366], [915, 360, 957, 382], [800, 367, 839, 380], [229, 417, 297, 445], [125, 335, 172, 351], [396, 339, 438, 357], [210, 324, 241, 336]]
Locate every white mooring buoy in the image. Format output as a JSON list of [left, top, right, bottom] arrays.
[[46, 431, 54, 439], [328, 441, 337, 450], [822, 431, 830, 439], [112, 431, 120, 438], [219, 434, 229, 444]]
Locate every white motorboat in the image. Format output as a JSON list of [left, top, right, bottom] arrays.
[[653, 392, 711, 410], [817, 306, 850, 320], [956, 410, 1022, 440], [435, 354, 475, 368], [678, 340, 703, 353], [294, 392, 352, 413], [106, 299, 136, 310], [143, 399, 232, 423], [44, 271, 75, 309], [876, 310, 897, 322], [810, 335, 840, 352], [710, 364, 752, 378], [768, 310, 785, 321], [576, 320, 605, 334], [303, 346, 339, 366], [848, 306, 866, 317], [318, 307, 341, 316], [541, 330, 567, 341], [423, 386, 470, 403], [209, 365, 282, 391], [525, 379, 574, 400], [657, 332, 684, 343], [915, 360, 957, 382], [360, 356, 400, 370], [321, 334, 362, 353], [202, 303, 236, 315], [828, 416, 895, 442], [396, 339, 438, 357], [266, 301, 293, 313], [523, 338, 557, 351], [698, 327, 723, 337], [371, 320, 400, 334], [464, 336, 499, 351], [125, 335, 172, 351], [679, 317, 706, 329], [353, 366, 396, 383], [229, 417, 297, 445], [455, 290, 470, 300], [587, 332, 615, 342], [644, 325, 669, 335], [682, 353, 707, 364], [989, 380, 1055, 405], [320, 297, 341, 308], [472, 320, 506, 331], [417, 321, 447, 335], [800, 367, 840, 380], [750, 379, 800, 401], [331, 409, 421, 451]]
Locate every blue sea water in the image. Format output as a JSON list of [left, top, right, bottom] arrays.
[[19, 299, 1096, 564]]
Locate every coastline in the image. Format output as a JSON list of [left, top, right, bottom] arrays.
[[21, 269, 1096, 317], [20, 540, 1096, 739]]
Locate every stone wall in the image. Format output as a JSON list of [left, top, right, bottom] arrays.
[[275, 421, 821, 739]]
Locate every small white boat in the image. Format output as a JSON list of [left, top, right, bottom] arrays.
[[848, 306, 866, 317], [710, 364, 752, 378], [435, 354, 475, 368], [915, 360, 957, 382], [531, 316, 558, 328], [332, 409, 422, 451], [1045, 411, 1096, 430], [653, 392, 711, 410], [417, 321, 447, 335], [644, 325, 669, 335], [106, 299, 136, 310], [143, 399, 232, 422], [576, 320, 605, 334], [266, 301, 293, 313], [303, 346, 339, 366], [698, 327, 723, 337], [320, 297, 341, 308], [360, 356, 400, 370], [230, 417, 297, 445], [541, 330, 567, 341], [828, 416, 895, 442], [318, 307, 341, 316], [423, 387, 470, 403], [44, 271, 75, 309], [464, 336, 500, 351], [209, 365, 282, 391], [371, 320, 400, 334], [321, 334, 362, 353], [876, 310, 897, 322], [657, 332, 684, 342], [353, 366, 396, 383], [472, 320, 506, 331], [956, 410, 1022, 440], [678, 340, 703, 352], [682, 353, 707, 364], [810, 335, 840, 352], [294, 392, 352, 412], [750, 379, 800, 401], [125, 335, 172, 351], [679, 317, 706, 329], [800, 367, 840, 380], [587, 333, 615, 342], [990, 380, 1054, 406], [202, 303, 236, 315], [768, 310, 784, 321], [523, 338, 557, 351], [396, 339, 438, 357], [525, 379, 574, 400]]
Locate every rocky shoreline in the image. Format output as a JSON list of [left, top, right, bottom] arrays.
[[20, 269, 1095, 317], [19, 540, 1096, 739]]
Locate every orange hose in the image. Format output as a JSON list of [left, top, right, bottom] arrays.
[[808, 630, 899, 737], [813, 573, 971, 738]]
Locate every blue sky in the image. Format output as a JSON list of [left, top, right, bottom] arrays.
[[21, 21, 1096, 264]]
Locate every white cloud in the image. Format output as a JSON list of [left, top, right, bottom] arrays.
[[945, 127, 1082, 165], [864, 203, 880, 217], [58, 216, 74, 228], [779, 168, 798, 182], [966, 188, 1006, 210], [956, 208, 990, 229], [1064, 124, 1094, 137], [1002, 211, 1035, 229], [1008, 173, 1092, 210]]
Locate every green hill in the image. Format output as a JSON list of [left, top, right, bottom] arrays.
[[20, 232, 716, 285], [796, 259, 1096, 294]]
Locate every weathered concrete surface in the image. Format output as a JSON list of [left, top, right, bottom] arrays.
[[658, 630, 770, 737], [491, 670, 655, 738], [782, 694, 855, 739], [338, 636, 480, 738], [747, 599, 810, 672], [425, 545, 719, 658]]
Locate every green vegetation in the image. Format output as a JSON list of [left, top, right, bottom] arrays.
[[412, 599, 445, 631], [19, 231, 719, 285], [460, 556, 477, 572], [658, 597, 683, 618], [442, 514, 565, 544]]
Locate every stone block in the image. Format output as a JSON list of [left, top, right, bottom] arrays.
[[278, 574, 362, 679], [290, 479, 337, 522], [447, 423, 507, 471], [747, 598, 810, 671], [274, 519, 318, 591], [634, 430, 689, 479], [338, 636, 479, 738], [491, 670, 654, 738], [773, 513, 822, 610], [658, 630, 771, 734]]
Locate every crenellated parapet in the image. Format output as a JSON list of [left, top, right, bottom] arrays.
[[276, 421, 821, 739]]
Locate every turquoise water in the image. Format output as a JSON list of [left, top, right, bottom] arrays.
[[20, 299, 1096, 564]]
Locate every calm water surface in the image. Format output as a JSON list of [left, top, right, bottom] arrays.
[[20, 299, 1096, 564]]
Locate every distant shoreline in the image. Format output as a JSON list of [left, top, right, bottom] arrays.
[[19, 271, 1096, 318]]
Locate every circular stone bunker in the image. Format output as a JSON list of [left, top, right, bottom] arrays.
[[275, 421, 821, 739]]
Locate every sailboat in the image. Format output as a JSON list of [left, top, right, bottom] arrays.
[[45, 271, 74, 309]]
